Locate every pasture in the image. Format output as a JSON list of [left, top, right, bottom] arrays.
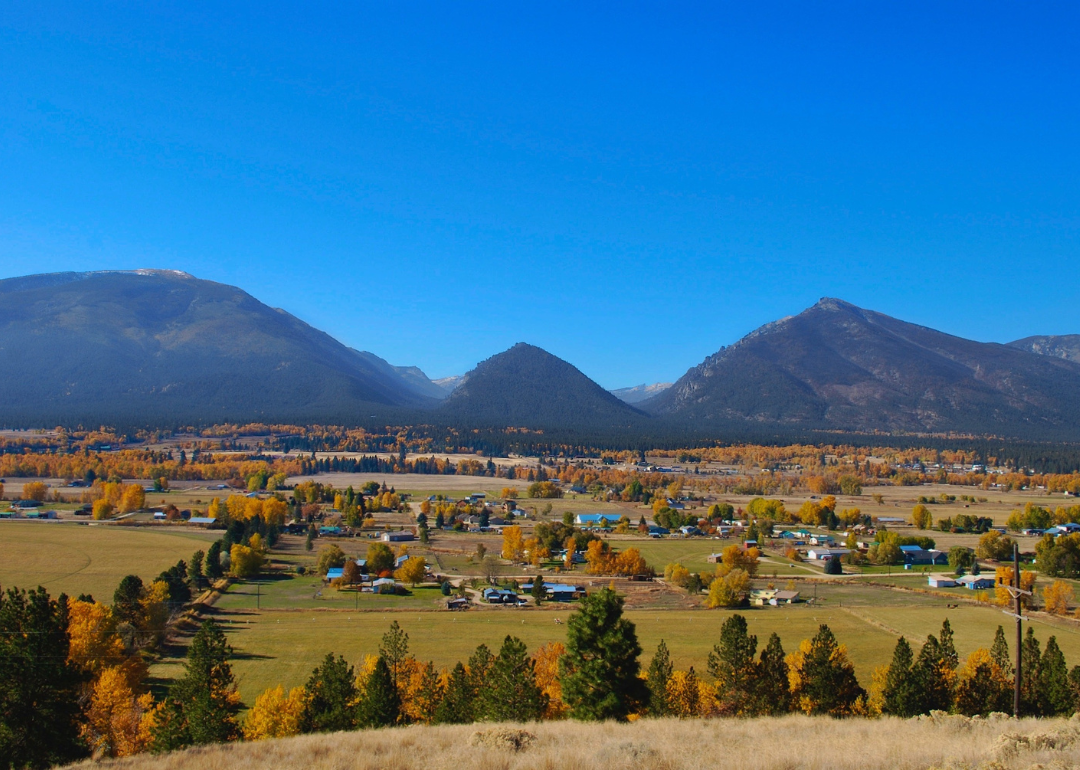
[[0, 522, 217, 601]]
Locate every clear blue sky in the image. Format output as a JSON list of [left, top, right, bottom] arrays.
[[2, 3, 1078, 388]]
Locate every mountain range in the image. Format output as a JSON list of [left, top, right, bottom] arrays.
[[3, 270, 1080, 441]]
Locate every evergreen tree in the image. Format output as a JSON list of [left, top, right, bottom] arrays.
[[790, 624, 864, 716], [990, 626, 1011, 674], [112, 575, 146, 626], [357, 656, 400, 728], [754, 633, 790, 716], [955, 657, 1012, 716], [882, 637, 920, 716], [707, 614, 759, 716], [1037, 636, 1073, 717], [559, 588, 647, 721], [0, 587, 86, 769], [646, 640, 674, 717], [379, 621, 410, 691], [1068, 666, 1080, 713], [301, 653, 359, 733], [1020, 627, 1042, 715], [152, 619, 239, 751], [479, 636, 547, 721], [434, 662, 474, 724], [938, 619, 959, 670], [205, 540, 224, 580], [531, 575, 546, 605], [188, 550, 205, 590], [467, 644, 495, 701], [911, 635, 953, 713]]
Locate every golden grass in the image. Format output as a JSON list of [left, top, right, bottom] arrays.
[[67, 714, 1080, 770]]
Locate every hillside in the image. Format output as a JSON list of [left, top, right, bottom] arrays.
[[610, 382, 672, 404], [438, 343, 644, 428], [642, 298, 1080, 439], [62, 715, 1080, 770], [0, 270, 434, 425], [1009, 335, 1080, 364]]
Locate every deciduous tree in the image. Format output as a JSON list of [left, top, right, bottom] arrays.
[[243, 685, 306, 740]]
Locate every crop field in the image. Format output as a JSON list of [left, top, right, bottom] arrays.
[[0, 522, 218, 600]]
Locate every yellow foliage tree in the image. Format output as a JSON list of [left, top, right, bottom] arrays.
[[22, 481, 48, 501], [994, 566, 1036, 608], [531, 642, 567, 719], [501, 525, 524, 561], [68, 600, 130, 679], [92, 499, 115, 520], [394, 556, 427, 587], [208, 497, 225, 520], [912, 504, 932, 529], [243, 685, 307, 740], [666, 669, 703, 717], [230, 544, 265, 577], [706, 568, 749, 608], [1043, 580, 1074, 615], [226, 495, 248, 521], [119, 484, 145, 513], [82, 666, 155, 757]]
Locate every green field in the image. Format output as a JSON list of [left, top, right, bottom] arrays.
[[0, 522, 217, 601], [152, 594, 1080, 707]]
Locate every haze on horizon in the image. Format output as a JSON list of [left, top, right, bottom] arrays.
[[2, 3, 1078, 388]]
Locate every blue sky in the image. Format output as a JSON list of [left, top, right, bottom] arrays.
[[2, 3, 1078, 388]]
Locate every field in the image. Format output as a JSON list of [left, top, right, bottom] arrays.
[[0, 522, 218, 601], [64, 713, 1080, 770]]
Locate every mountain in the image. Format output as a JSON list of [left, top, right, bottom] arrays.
[[642, 298, 1080, 440], [433, 375, 464, 395], [351, 350, 447, 401], [610, 382, 673, 404], [438, 343, 644, 428], [1009, 335, 1080, 364], [0, 270, 435, 425]]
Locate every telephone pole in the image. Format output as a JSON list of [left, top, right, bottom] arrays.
[[1003, 542, 1029, 718]]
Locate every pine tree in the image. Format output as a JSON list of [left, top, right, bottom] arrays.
[[882, 637, 920, 716], [467, 643, 495, 704], [301, 653, 358, 733], [1037, 636, 1073, 716], [357, 656, 400, 728], [152, 619, 239, 750], [646, 640, 674, 716], [912, 635, 953, 713], [990, 626, 1011, 674], [707, 614, 759, 716], [1020, 627, 1042, 715], [379, 621, 410, 691], [205, 540, 224, 580], [955, 655, 1012, 717], [434, 662, 474, 724], [531, 575, 546, 605], [789, 624, 864, 716], [112, 575, 145, 626], [188, 551, 205, 590], [408, 661, 444, 725], [754, 633, 790, 716], [0, 587, 86, 768], [938, 619, 959, 670], [559, 588, 647, 721], [479, 636, 547, 721]]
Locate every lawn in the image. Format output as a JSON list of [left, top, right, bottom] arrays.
[[0, 522, 218, 601], [215, 576, 450, 612]]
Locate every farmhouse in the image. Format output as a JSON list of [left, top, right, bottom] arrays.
[[927, 576, 958, 588], [957, 575, 995, 590], [806, 547, 851, 561], [900, 545, 949, 566], [382, 531, 414, 543], [751, 589, 801, 606], [575, 513, 616, 528], [521, 582, 585, 601]]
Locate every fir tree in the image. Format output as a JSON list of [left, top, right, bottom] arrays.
[[188, 550, 205, 590], [112, 575, 145, 626], [467, 643, 495, 702], [531, 575, 546, 605], [912, 635, 953, 713], [301, 653, 359, 733], [152, 619, 239, 750], [990, 626, 1011, 674], [379, 621, 411, 691], [434, 662, 473, 724], [1037, 636, 1073, 716], [479, 636, 547, 721], [0, 587, 86, 768], [205, 540, 224, 579], [357, 656, 400, 728], [791, 624, 865, 716], [559, 588, 647, 721], [1020, 627, 1042, 715], [707, 614, 759, 716], [646, 640, 674, 716], [754, 633, 790, 716], [410, 661, 444, 724], [955, 658, 1012, 716], [882, 637, 920, 716], [938, 619, 959, 670]]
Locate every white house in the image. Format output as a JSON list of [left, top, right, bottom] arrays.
[[928, 576, 958, 588], [807, 548, 851, 561]]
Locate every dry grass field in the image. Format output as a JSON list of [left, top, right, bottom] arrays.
[[66, 714, 1080, 770]]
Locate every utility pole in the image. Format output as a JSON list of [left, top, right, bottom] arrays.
[[1002, 542, 1029, 718]]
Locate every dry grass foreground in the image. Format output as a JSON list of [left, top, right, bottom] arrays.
[[68, 713, 1080, 770]]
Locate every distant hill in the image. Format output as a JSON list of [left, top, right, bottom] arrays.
[[351, 351, 447, 401], [433, 375, 464, 395], [1009, 335, 1080, 364], [610, 382, 672, 404], [641, 298, 1080, 440], [438, 343, 643, 428], [0, 270, 434, 426]]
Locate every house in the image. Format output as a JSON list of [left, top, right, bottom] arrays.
[[319, 526, 342, 536], [679, 525, 703, 537], [648, 525, 670, 537], [900, 545, 949, 566], [809, 534, 835, 546], [394, 554, 409, 569], [957, 575, 995, 590], [372, 578, 398, 594], [707, 553, 725, 564], [153, 511, 167, 520], [771, 590, 800, 605], [665, 499, 686, 511], [24, 509, 57, 519], [382, 531, 414, 542], [446, 597, 470, 611], [576, 513, 615, 528], [1051, 523, 1080, 536], [482, 588, 520, 604], [325, 567, 345, 581], [928, 576, 958, 588], [521, 582, 584, 602], [188, 516, 217, 526], [806, 548, 851, 561]]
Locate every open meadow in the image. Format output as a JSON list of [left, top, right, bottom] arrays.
[[64, 713, 1080, 770]]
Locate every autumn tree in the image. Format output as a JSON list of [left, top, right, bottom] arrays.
[[82, 666, 155, 757], [229, 544, 264, 578], [315, 544, 347, 575], [401, 660, 443, 725], [1043, 580, 1074, 615], [22, 480, 48, 501], [532, 642, 567, 719], [151, 619, 240, 750], [434, 662, 474, 724], [788, 624, 864, 716], [366, 542, 395, 575], [954, 648, 1012, 717], [300, 653, 358, 733], [706, 568, 749, 608], [502, 525, 525, 561], [93, 499, 115, 520], [911, 504, 932, 530], [666, 668, 703, 717], [243, 685, 306, 740], [394, 556, 427, 587], [559, 588, 646, 721]]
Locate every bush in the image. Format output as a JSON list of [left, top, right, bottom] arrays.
[[823, 556, 843, 575]]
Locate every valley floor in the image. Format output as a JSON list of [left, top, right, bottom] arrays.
[[66, 714, 1080, 770]]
